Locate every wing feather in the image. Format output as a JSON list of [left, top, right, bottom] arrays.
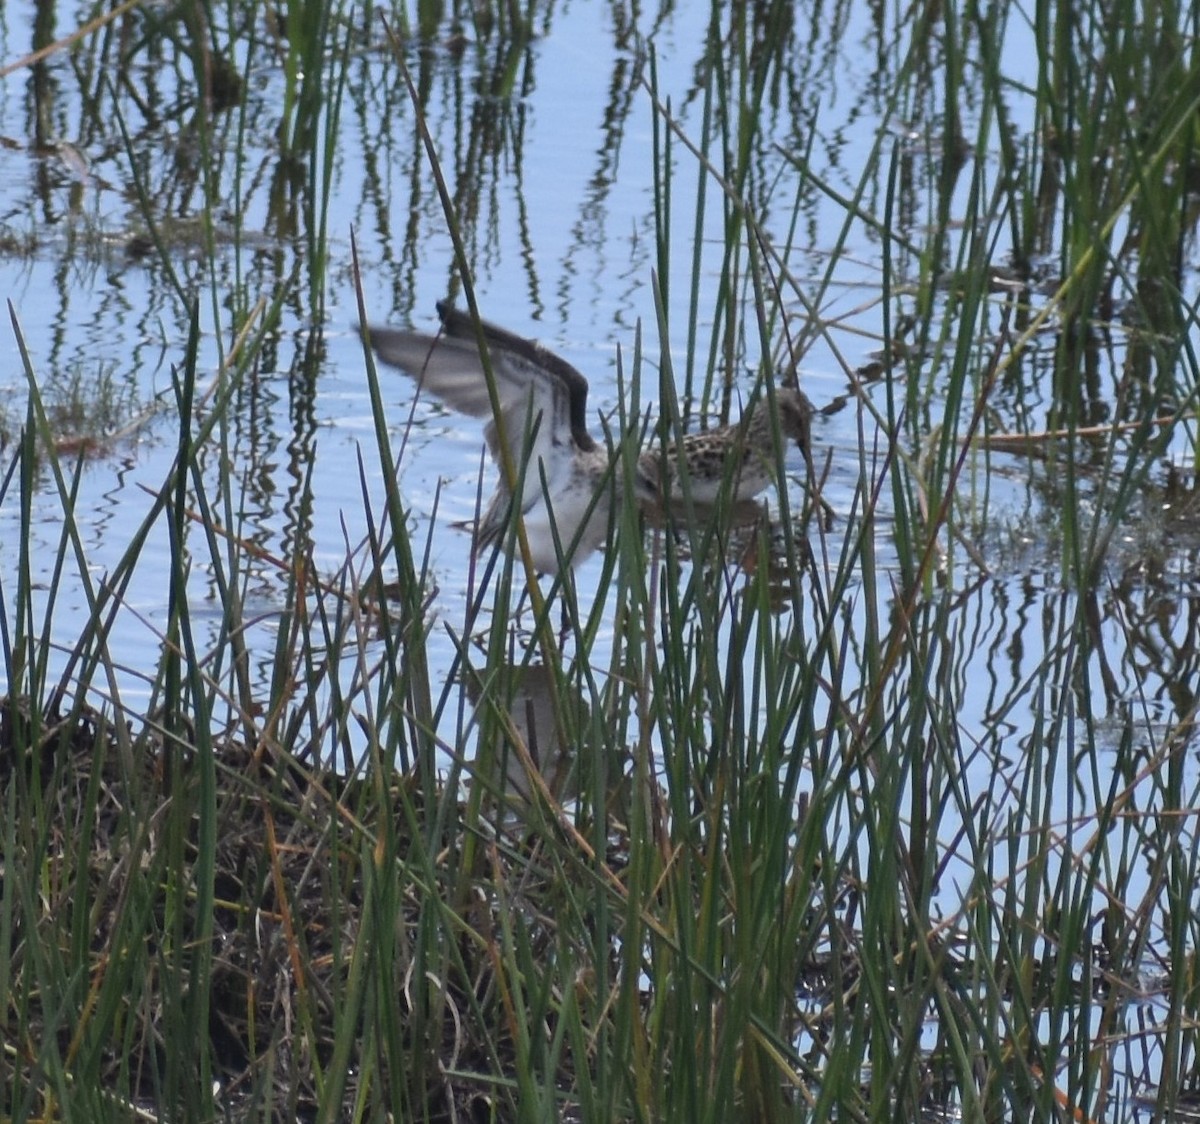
[[367, 321, 585, 494]]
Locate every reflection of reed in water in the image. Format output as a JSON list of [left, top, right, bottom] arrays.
[[466, 661, 586, 806]]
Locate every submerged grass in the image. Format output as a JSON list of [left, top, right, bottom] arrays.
[[2, 0, 1200, 1121]]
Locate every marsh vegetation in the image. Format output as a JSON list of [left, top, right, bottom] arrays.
[[1, 0, 1200, 1120]]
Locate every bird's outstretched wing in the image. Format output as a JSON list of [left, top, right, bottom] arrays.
[[431, 301, 597, 453], [367, 311, 596, 517]]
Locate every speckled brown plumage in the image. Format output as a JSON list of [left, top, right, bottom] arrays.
[[368, 303, 816, 573]]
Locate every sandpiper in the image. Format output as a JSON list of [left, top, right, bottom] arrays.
[[367, 302, 815, 574]]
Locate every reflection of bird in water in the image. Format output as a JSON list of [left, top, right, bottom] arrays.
[[465, 662, 587, 807], [368, 302, 817, 574], [732, 514, 818, 610]]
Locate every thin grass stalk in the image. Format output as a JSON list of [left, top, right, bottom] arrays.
[[353, 240, 437, 769], [728, 574, 804, 1119], [355, 327, 464, 1117], [9, 312, 137, 777], [0, 784, 14, 1082], [306, 17, 351, 320], [155, 310, 217, 1120], [599, 330, 658, 1119], [317, 837, 378, 1121], [412, 0, 440, 39], [649, 48, 672, 339], [369, 828, 416, 1123], [3, 407, 42, 754], [1160, 795, 1200, 1118]]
